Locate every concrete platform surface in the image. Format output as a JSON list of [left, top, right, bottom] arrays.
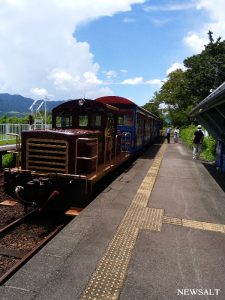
[[1, 141, 225, 299]]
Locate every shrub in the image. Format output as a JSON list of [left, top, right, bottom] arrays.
[[2, 153, 15, 168], [201, 135, 216, 161], [180, 125, 216, 161]]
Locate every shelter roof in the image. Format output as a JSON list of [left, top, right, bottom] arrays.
[[190, 82, 225, 142]]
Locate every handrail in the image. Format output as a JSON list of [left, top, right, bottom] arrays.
[[115, 133, 122, 159], [104, 134, 112, 167], [6, 133, 21, 168], [6, 133, 20, 150]]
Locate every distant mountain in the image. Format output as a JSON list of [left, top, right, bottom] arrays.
[[0, 93, 65, 116]]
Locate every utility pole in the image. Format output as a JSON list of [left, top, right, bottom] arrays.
[[44, 96, 48, 129]]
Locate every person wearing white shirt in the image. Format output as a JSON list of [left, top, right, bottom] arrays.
[[166, 126, 172, 143], [173, 127, 180, 143]]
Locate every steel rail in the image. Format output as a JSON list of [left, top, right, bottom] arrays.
[[0, 209, 38, 236], [0, 222, 66, 285]]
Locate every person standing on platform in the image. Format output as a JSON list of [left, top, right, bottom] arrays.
[[166, 125, 172, 143], [173, 127, 180, 143], [193, 125, 204, 159]]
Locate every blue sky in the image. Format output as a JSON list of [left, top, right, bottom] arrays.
[[0, 0, 225, 106]]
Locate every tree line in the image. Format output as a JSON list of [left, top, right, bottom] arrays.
[[143, 31, 225, 127], [0, 112, 52, 124]]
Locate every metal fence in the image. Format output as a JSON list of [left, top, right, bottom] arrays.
[[0, 123, 51, 142]]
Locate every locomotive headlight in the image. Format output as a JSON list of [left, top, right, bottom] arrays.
[[78, 99, 85, 106]]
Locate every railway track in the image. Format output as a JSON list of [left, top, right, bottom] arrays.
[[0, 208, 37, 235], [0, 207, 73, 285]]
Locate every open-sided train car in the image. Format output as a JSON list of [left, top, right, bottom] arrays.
[[4, 97, 161, 213], [95, 96, 162, 154]]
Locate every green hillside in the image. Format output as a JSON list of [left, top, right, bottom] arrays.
[[0, 93, 64, 116]]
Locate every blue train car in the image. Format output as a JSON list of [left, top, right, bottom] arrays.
[[95, 96, 162, 155]]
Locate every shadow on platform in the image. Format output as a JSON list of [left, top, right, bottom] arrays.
[[202, 162, 225, 192]]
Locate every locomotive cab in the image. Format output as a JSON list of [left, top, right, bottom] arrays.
[[51, 99, 120, 169]]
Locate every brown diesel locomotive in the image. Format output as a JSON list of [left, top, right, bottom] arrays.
[[4, 98, 132, 212]]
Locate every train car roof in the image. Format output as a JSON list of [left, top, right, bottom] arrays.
[[95, 96, 161, 120], [52, 98, 118, 113], [95, 96, 136, 106]]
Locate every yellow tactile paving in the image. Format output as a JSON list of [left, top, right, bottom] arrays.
[[163, 216, 225, 233], [80, 143, 167, 300], [182, 219, 225, 233], [163, 216, 182, 226], [141, 207, 164, 231]]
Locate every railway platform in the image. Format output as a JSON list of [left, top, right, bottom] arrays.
[[1, 139, 225, 299]]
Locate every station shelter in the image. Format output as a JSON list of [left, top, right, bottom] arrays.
[[190, 81, 225, 171]]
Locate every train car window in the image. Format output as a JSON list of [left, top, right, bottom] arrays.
[[56, 115, 72, 128], [91, 113, 102, 128], [146, 118, 151, 133], [79, 114, 88, 127], [118, 114, 133, 126]]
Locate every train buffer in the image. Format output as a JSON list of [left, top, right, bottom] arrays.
[[0, 140, 225, 299]]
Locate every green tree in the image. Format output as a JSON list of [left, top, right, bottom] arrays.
[[184, 30, 225, 104], [144, 31, 225, 127], [145, 69, 192, 126], [142, 96, 163, 119]]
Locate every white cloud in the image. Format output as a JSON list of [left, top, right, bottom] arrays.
[[0, 0, 145, 100], [150, 18, 171, 27], [122, 17, 136, 23], [121, 77, 143, 85], [102, 70, 118, 79], [48, 69, 79, 91], [31, 88, 49, 98], [145, 79, 162, 86], [183, 33, 207, 53], [196, 0, 225, 20], [166, 63, 186, 75], [83, 72, 102, 85], [184, 0, 225, 53], [144, 3, 196, 12], [120, 77, 165, 86]]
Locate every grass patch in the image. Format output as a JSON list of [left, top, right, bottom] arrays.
[[2, 153, 15, 168], [0, 139, 16, 146]]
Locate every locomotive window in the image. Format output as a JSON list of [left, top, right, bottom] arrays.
[[56, 115, 72, 128], [79, 114, 88, 127], [91, 114, 101, 128]]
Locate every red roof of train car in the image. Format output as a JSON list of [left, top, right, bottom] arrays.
[[95, 96, 161, 121], [95, 96, 136, 106]]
